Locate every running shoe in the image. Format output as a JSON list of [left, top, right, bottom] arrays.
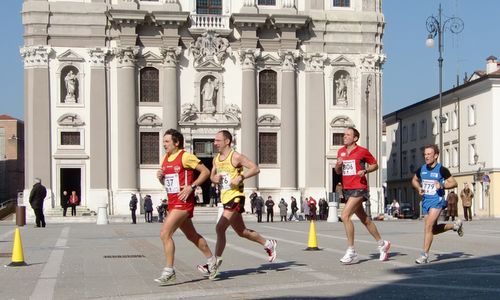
[[208, 257, 223, 280], [340, 249, 357, 264], [454, 219, 464, 237], [415, 253, 429, 264], [378, 240, 391, 261], [154, 270, 176, 285], [197, 264, 210, 277], [264, 239, 277, 262]]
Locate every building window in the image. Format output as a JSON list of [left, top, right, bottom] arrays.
[[468, 143, 476, 165], [332, 133, 343, 146], [443, 112, 450, 132], [402, 151, 407, 174], [432, 116, 438, 135], [258, 0, 276, 5], [410, 149, 416, 173], [391, 129, 397, 144], [140, 132, 159, 164], [333, 0, 350, 7], [468, 104, 476, 126], [259, 70, 277, 105], [410, 123, 417, 141], [61, 132, 80, 145], [420, 120, 427, 139], [452, 110, 458, 130], [391, 154, 397, 176], [452, 146, 458, 167], [444, 148, 450, 167], [402, 126, 408, 144], [196, 0, 222, 14], [140, 67, 159, 102], [259, 132, 277, 164]]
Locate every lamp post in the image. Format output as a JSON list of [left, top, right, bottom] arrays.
[[365, 75, 372, 219], [425, 4, 464, 158]]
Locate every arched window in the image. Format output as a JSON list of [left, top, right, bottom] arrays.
[[140, 67, 159, 102], [259, 70, 277, 105]]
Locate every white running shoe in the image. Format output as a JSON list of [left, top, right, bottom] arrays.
[[154, 270, 176, 285], [454, 219, 464, 237], [208, 257, 223, 280], [415, 253, 429, 264], [265, 239, 277, 262], [378, 240, 391, 261], [197, 264, 210, 277], [340, 249, 358, 264]]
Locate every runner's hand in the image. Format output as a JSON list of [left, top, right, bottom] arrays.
[[177, 185, 192, 202]]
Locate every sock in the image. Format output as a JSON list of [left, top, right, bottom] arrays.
[[208, 256, 216, 264], [163, 267, 174, 274], [422, 252, 428, 257], [347, 246, 355, 252], [377, 240, 385, 247], [264, 240, 272, 248]]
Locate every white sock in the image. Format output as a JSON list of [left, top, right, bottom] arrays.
[[347, 246, 355, 252], [208, 256, 216, 264], [163, 267, 174, 273], [264, 240, 272, 248], [377, 240, 385, 247]]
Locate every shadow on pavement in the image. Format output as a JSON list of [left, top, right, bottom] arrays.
[[216, 261, 306, 280]]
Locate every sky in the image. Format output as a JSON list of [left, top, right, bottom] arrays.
[[0, 0, 498, 120]]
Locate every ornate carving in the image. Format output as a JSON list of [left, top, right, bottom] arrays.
[[304, 53, 327, 72], [137, 113, 162, 127], [20, 46, 51, 68], [57, 113, 84, 126], [180, 103, 200, 122], [257, 114, 281, 127], [239, 49, 260, 69], [279, 49, 300, 71], [360, 53, 386, 71], [161, 46, 182, 67], [223, 104, 241, 122], [201, 76, 219, 113], [113, 46, 139, 66], [190, 31, 230, 68], [88, 48, 108, 66], [330, 116, 354, 128]]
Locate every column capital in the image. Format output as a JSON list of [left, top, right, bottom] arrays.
[[161, 46, 182, 67], [112, 46, 139, 67], [360, 53, 386, 71], [238, 48, 261, 70], [20, 45, 51, 68], [88, 47, 110, 67], [278, 49, 301, 72], [304, 53, 327, 72]]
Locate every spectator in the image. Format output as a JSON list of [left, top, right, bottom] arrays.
[[144, 194, 153, 223], [278, 198, 288, 222], [289, 196, 299, 221], [265, 196, 275, 222]]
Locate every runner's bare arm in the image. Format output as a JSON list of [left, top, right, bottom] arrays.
[[442, 175, 458, 189], [231, 151, 260, 185], [411, 174, 424, 196], [357, 163, 378, 177], [210, 157, 220, 184], [178, 162, 210, 202]]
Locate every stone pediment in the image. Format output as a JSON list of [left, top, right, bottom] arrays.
[[330, 55, 355, 67], [257, 54, 281, 66], [330, 116, 354, 128], [137, 113, 162, 127], [57, 113, 84, 126], [179, 103, 241, 126], [57, 50, 85, 62], [141, 51, 163, 63], [257, 114, 281, 127], [195, 59, 224, 71]]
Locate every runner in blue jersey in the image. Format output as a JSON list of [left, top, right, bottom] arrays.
[[411, 144, 463, 264]]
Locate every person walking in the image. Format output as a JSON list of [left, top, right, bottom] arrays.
[[278, 198, 288, 222], [154, 129, 216, 285], [144, 194, 153, 223], [265, 196, 275, 223], [289, 196, 299, 221], [335, 127, 391, 264], [412, 144, 463, 264], [445, 191, 458, 221], [129, 193, 138, 224], [209, 130, 277, 279], [68, 190, 79, 216], [255, 193, 264, 223], [308, 197, 318, 221], [61, 190, 69, 217], [29, 178, 47, 228], [303, 197, 310, 221], [460, 183, 474, 221]]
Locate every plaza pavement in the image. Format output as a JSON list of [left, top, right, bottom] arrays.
[[1, 214, 500, 299]]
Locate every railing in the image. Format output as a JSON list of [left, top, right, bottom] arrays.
[[190, 14, 230, 31]]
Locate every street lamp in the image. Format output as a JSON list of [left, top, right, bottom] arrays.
[[425, 4, 464, 159], [365, 75, 372, 219]]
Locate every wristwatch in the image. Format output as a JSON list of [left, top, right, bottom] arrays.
[[191, 184, 197, 190]]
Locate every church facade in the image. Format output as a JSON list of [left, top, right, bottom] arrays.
[[21, 0, 385, 215]]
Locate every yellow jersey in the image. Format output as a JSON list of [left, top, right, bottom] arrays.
[[214, 149, 244, 204]]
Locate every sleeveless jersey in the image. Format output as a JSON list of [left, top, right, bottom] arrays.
[[161, 150, 195, 205], [214, 150, 244, 204], [419, 163, 445, 202]]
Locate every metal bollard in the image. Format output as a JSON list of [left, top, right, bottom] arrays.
[[96, 205, 109, 225], [16, 205, 26, 226]]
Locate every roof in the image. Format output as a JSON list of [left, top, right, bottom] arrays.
[[0, 114, 23, 122]]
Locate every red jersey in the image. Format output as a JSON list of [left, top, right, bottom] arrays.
[[161, 150, 195, 208], [337, 144, 377, 190]]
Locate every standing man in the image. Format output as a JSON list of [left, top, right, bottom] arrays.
[[29, 178, 47, 228], [265, 196, 275, 223], [445, 191, 458, 221], [61, 190, 69, 217], [255, 193, 264, 223], [209, 130, 277, 279], [335, 127, 390, 264], [154, 129, 216, 285], [129, 193, 138, 224], [460, 183, 474, 221], [412, 144, 463, 264]]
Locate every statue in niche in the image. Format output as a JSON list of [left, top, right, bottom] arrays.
[[201, 78, 218, 113], [335, 73, 349, 105], [64, 70, 78, 103]]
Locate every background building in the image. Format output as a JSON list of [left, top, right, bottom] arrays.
[[0, 115, 24, 202], [384, 56, 500, 219], [21, 0, 385, 215]]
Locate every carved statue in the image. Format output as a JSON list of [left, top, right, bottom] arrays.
[[190, 31, 230, 66], [335, 74, 349, 105], [180, 103, 199, 122], [201, 78, 218, 113], [64, 70, 77, 103]]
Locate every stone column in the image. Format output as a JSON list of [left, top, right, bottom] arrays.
[[161, 47, 181, 132], [114, 47, 138, 190], [20, 46, 51, 189], [279, 50, 299, 189], [304, 54, 326, 188], [88, 48, 109, 205], [239, 49, 259, 188]]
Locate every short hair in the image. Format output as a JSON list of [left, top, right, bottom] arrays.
[[34, 178, 41, 184], [424, 144, 440, 155], [165, 128, 184, 148], [218, 130, 232, 145], [347, 126, 360, 140]]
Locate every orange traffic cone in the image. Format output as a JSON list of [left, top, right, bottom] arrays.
[[305, 219, 321, 251], [8, 227, 27, 266]]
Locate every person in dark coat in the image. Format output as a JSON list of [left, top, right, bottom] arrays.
[[29, 178, 47, 228], [129, 193, 138, 224], [254, 194, 264, 223], [144, 195, 154, 223], [265, 196, 275, 222], [446, 191, 459, 221], [61, 190, 69, 217], [289, 196, 299, 221]]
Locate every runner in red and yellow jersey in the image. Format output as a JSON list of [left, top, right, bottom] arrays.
[[154, 129, 216, 285]]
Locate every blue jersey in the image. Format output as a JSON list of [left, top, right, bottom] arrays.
[[418, 163, 446, 202]]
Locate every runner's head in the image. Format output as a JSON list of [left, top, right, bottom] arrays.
[[164, 129, 184, 155], [423, 144, 439, 165], [214, 130, 232, 153], [344, 127, 359, 146]]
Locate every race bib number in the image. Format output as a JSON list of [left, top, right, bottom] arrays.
[[220, 172, 231, 190], [422, 179, 437, 196], [342, 160, 357, 176], [164, 173, 180, 194]]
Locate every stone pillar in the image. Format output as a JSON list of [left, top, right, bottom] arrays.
[[20, 46, 52, 189], [88, 48, 109, 206], [114, 47, 138, 190], [239, 49, 259, 188], [304, 54, 326, 189], [161, 47, 181, 132], [279, 50, 299, 189]]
